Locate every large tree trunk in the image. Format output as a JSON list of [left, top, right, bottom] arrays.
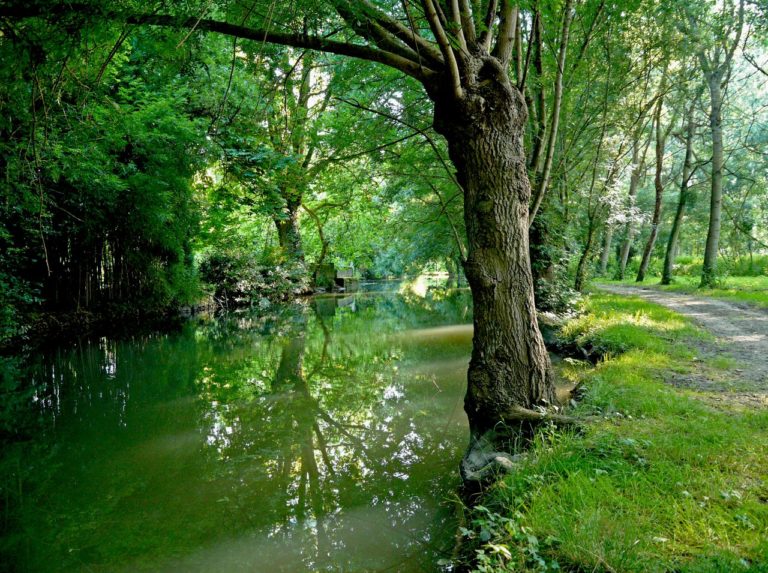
[[430, 73, 555, 441], [662, 104, 697, 285], [701, 74, 724, 287]]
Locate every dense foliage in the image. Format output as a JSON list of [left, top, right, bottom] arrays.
[[1, 0, 765, 344]]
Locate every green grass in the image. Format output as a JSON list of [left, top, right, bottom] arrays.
[[466, 293, 768, 573], [596, 276, 768, 309]]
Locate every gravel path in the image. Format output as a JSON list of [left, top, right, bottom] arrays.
[[599, 284, 768, 408]]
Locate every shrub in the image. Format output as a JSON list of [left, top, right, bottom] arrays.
[[199, 252, 310, 307]]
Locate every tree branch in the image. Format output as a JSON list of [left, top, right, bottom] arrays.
[[744, 52, 768, 77], [351, 0, 446, 66], [330, 0, 441, 70], [426, 181, 467, 261], [141, 14, 436, 81], [448, 0, 469, 51], [491, 0, 516, 65], [478, 0, 498, 52], [529, 0, 575, 226], [0, 4, 438, 83], [458, 0, 477, 47], [722, 0, 745, 69], [501, 406, 584, 428], [422, 0, 464, 98]]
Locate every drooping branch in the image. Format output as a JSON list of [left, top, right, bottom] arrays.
[[336, 96, 465, 194], [426, 180, 468, 261], [302, 204, 330, 271]]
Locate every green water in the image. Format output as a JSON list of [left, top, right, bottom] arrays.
[[1, 284, 473, 572]]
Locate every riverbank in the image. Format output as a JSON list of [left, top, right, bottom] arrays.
[[0, 276, 449, 354], [463, 292, 768, 572], [0, 304, 204, 355]]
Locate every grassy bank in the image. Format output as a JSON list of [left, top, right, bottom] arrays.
[[464, 293, 768, 572], [596, 276, 768, 309]]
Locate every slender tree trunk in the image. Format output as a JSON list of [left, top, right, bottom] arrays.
[[636, 94, 669, 282], [599, 225, 613, 276], [701, 73, 724, 287], [455, 254, 465, 287], [529, 6, 546, 176], [617, 133, 651, 279], [574, 221, 596, 292], [529, 0, 575, 225], [446, 256, 458, 285], [662, 102, 697, 285], [431, 77, 555, 440]]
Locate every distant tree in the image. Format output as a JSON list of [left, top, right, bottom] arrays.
[[683, 0, 746, 287]]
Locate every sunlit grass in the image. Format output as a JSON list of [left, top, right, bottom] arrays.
[[559, 293, 709, 358], [597, 276, 768, 309], [475, 293, 768, 572]]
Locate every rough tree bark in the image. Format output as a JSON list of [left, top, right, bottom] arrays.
[[430, 68, 556, 439]]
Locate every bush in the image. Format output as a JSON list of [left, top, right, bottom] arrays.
[[659, 255, 768, 279], [199, 252, 311, 307]]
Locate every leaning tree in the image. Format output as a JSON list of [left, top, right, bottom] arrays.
[[1, 0, 574, 470]]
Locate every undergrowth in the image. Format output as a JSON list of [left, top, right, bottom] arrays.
[[461, 293, 768, 572]]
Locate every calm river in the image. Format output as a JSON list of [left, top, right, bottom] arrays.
[[1, 282, 472, 572]]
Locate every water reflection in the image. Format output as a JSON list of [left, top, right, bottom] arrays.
[[2, 286, 473, 572]]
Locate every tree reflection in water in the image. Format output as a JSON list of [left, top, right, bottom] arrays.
[[2, 286, 473, 572]]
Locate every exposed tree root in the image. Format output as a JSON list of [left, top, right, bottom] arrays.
[[461, 403, 592, 486], [500, 405, 584, 428]]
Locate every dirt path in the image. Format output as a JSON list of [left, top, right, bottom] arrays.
[[599, 284, 768, 408]]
